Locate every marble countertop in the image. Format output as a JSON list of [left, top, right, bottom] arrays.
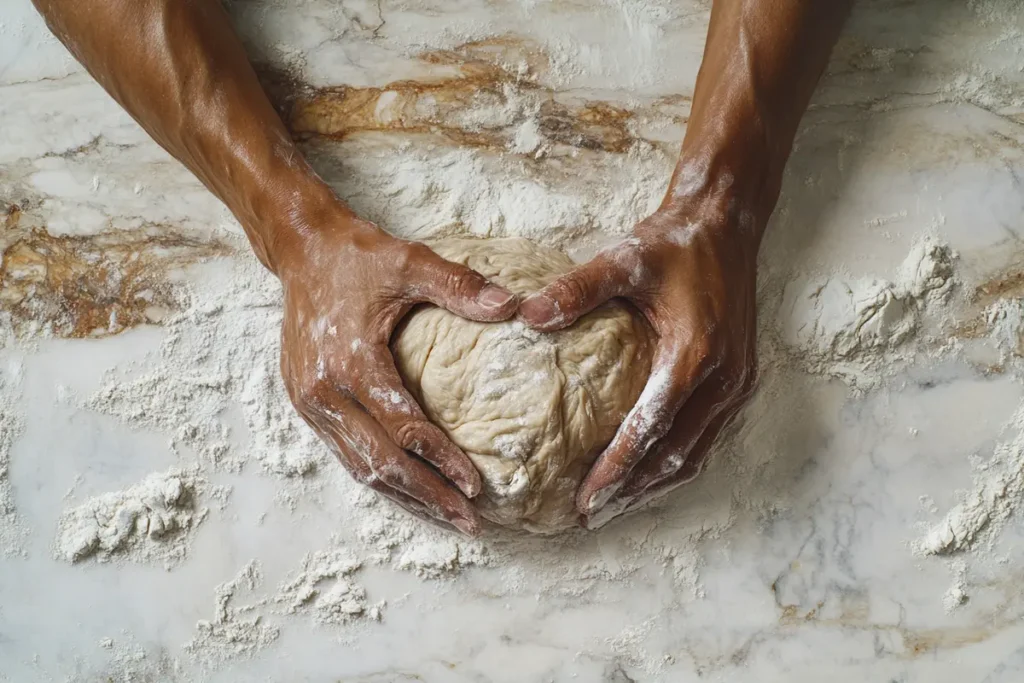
[[3, 0, 1024, 680]]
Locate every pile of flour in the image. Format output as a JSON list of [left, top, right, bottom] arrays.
[[275, 547, 380, 625], [778, 238, 957, 389], [915, 406, 1024, 557], [914, 297, 1024, 559], [55, 466, 207, 566]]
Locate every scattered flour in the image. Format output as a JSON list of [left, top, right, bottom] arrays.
[[0, 354, 28, 556], [985, 297, 1024, 359], [778, 239, 956, 389], [84, 255, 326, 478], [185, 560, 280, 666], [183, 548, 380, 666], [55, 466, 207, 566], [317, 140, 670, 246], [915, 402, 1024, 556], [941, 559, 969, 613], [275, 546, 382, 625], [82, 635, 187, 682], [912, 297, 1024, 609]]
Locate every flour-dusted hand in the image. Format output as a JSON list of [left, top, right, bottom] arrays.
[[31, 0, 521, 536], [517, 0, 852, 524], [277, 215, 517, 535], [519, 201, 758, 524]]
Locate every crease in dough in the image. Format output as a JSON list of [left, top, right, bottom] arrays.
[[392, 238, 654, 533]]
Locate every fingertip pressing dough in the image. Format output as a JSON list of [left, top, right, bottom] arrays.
[[392, 238, 654, 533]]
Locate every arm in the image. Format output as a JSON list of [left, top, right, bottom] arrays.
[[33, 0, 520, 535], [519, 0, 853, 525]]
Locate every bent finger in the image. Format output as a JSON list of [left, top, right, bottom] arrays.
[[576, 341, 712, 516], [413, 247, 517, 322], [581, 398, 737, 531], [617, 384, 738, 502], [518, 242, 638, 332], [311, 393, 482, 536], [347, 344, 483, 498], [366, 479, 469, 536]]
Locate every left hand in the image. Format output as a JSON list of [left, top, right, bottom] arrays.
[[518, 200, 760, 527]]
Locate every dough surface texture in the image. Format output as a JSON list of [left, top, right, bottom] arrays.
[[392, 238, 654, 533]]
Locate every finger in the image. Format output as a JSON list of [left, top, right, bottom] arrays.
[[518, 242, 639, 332], [610, 402, 740, 525], [413, 248, 517, 322], [618, 384, 737, 501], [579, 396, 737, 531], [366, 479, 468, 537], [576, 340, 714, 516], [310, 393, 482, 536], [347, 343, 483, 498]]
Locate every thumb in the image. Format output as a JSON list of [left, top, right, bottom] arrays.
[[519, 249, 633, 332], [416, 251, 517, 322]]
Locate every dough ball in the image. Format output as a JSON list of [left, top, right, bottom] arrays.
[[392, 238, 654, 533]]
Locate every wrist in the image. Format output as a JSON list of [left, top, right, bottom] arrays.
[[242, 168, 359, 277], [665, 71, 789, 240], [657, 156, 767, 256]]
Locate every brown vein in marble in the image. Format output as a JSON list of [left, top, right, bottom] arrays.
[[0, 205, 232, 339], [767, 578, 1008, 661], [260, 37, 688, 154], [951, 268, 1024, 345]]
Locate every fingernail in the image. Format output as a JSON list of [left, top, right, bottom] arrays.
[[583, 484, 619, 515], [478, 285, 514, 309], [452, 516, 481, 537], [459, 476, 481, 498], [519, 294, 557, 323]]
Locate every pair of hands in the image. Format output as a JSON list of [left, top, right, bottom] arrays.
[[277, 199, 759, 535]]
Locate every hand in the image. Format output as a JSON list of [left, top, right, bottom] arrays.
[[276, 209, 518, 536], [519, 200, 760, 527]]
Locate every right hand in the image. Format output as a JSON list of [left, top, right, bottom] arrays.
[[275, 208, 518, 536]]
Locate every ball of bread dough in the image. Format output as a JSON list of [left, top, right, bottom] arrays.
[[392, 238, 654, 533]]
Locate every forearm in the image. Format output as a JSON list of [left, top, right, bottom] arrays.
[[32, 0, 342, 273], [664, 0, 852, 240]]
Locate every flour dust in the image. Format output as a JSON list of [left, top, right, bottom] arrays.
[[36, 213, 997, 672], [55, 466, 207, 567], [0, 349, 28, 556], [778, 238, 957, 390]]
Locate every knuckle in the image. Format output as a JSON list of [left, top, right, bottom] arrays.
[[442, 265, 480, 298], [555, 273, 591, 309], [393, 419, 432, 453], [294, 374, 329, 407], [394, 241, 427, 276]]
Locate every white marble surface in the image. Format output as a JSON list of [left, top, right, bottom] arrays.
[[3, 0, 1024, 680]]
